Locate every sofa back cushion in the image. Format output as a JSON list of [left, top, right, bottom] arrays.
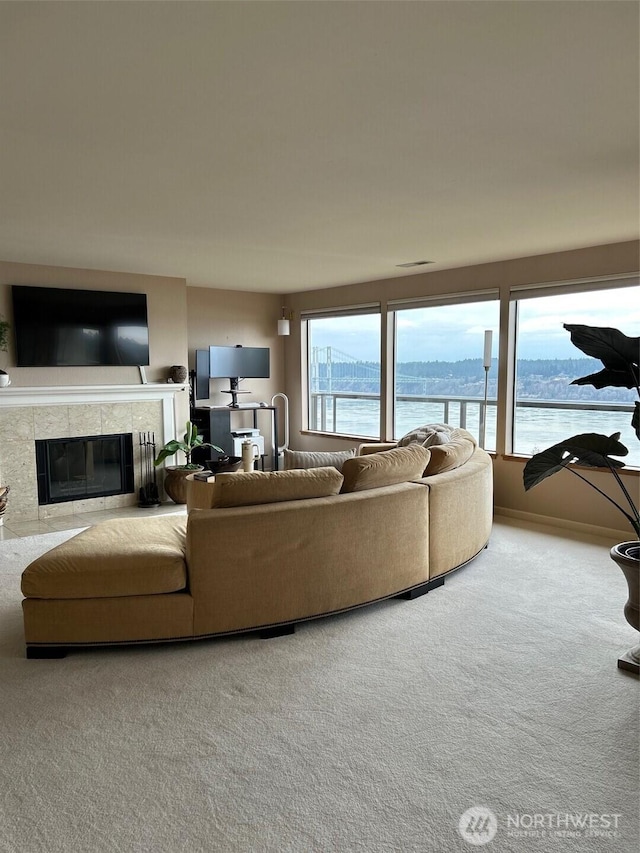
[[341, 444, 431, 493], [211, 466, 344, 508], [283, 447, 356, 473], [423, 428, 477, 475]]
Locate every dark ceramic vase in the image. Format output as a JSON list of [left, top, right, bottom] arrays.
[[169, 365, 188, 384], [206, 456, 243, 475]]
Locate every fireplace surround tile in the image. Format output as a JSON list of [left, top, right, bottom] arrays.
[[0, 406, 35, 443], [101, 402, 133, 435], [34, 406, 71, 440], [72, 404, 103, 437], [0, 386, 181, 525]]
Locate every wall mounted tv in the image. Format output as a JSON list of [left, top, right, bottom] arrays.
[[12, 285, 149, 367]]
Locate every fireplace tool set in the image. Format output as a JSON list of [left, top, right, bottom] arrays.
[[138, 432, 161, 507]]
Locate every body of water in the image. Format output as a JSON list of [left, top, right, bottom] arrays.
[[314, 399, 640, 467]]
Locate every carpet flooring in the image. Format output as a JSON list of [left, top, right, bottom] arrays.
[[0, 520, 638, 853]]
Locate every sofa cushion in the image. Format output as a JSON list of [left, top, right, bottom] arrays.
[[398, 422, 454, 448], [283, 447, 357, 472], [21, 516, 187, 600], [341, 444, 431, 493], [212, 466, 344, 507], [424, 428, 477, 475]]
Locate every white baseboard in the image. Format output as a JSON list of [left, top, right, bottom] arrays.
[[494, 506, 631, 543]]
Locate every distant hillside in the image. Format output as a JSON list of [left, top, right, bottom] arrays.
[[311, 357, 636, 403]]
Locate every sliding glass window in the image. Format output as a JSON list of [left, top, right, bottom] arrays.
[[305, 306, 381, 438], [511, 279, 640, 466], [390, 294, 500, 450]]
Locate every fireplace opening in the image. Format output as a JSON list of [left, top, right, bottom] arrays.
[[35, 433, 135, 505]]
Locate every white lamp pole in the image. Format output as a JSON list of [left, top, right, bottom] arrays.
[[480, 330, 492, 449]]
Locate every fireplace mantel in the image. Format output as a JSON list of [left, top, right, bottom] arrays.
[[0, 383, 187, 406]]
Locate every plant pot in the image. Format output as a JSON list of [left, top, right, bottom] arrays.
[[610, 541, 640, 674], [0, 484, 9, 525], [163, 466, 203, 504], [206, 456, 243, 475]]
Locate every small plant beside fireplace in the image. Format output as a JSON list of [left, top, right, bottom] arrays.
[[0, 312, 10, 386], [154, 421, 225, 504]]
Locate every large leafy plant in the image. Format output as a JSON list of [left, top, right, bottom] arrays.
[[0, 314, 9, 353], [523, 325, 640, 538], [154, 421, 224, 470]]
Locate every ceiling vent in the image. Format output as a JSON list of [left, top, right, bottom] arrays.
[[395, 260, 434, 268]]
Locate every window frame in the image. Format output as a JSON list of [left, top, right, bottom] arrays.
[[507, 274, 639, 464]]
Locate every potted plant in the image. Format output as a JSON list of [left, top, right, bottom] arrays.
[[154, 421, 225, 504], [0, 313, 11, 387], [523, 324, 639, 672]]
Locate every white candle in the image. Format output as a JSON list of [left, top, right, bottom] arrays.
[[483, 330, 493, 369]]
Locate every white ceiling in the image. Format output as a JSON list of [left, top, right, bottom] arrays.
[[1, 1, 638, 293]]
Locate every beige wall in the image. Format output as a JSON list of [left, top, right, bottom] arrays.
[[186, 287, 287, 464], [0, 264, 289, 445], [281, 240, 640, 537], [0, 260, 188, 384], [186, 286, 285, 409], [0, 260, 192, 430]]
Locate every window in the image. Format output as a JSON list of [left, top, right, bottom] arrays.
[[306, 308, 381, 438], [391, 295, 500, 450], [512, 282, 640, 467]]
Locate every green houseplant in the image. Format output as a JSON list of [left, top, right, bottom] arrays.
[[523, 324, 639, 672], [154, 420, 223, 470], [0, 313, 10, 385], [523, 325, 639, 537], [154, 421, 225, 504]]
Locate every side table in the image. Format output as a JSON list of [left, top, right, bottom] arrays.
[[185, 473, 217, 511]]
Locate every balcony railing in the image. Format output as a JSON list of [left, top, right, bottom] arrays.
[[308, 391, 638, 464]]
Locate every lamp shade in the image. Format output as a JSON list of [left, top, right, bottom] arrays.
[[483, 330, 493, 369], [278, 318, 290, 336]]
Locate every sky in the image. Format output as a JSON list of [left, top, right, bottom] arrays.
[[308, 286, 640, 363]]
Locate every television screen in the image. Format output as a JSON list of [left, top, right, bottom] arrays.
[[209, 346, 270, 379], [12, 285, 149, 367]]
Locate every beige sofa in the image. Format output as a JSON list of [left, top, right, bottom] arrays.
[[21, 436, 493, 658]]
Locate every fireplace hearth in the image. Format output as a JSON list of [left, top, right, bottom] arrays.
[[35, 433, 135, 505]]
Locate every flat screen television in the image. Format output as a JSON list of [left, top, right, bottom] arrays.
[[209, 345, 270, 380], [12, 285, 149, 367], [195, 345, 270, 406]]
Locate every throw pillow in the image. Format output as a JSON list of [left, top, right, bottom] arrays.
[[397, 422, 453, 449], [424, 428, 477, 475], [283, 447, 357, 473], [341, 444, 431, 493], [212, 466, 344, 508]]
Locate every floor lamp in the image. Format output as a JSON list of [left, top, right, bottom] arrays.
[[480, 330, 492, 449]]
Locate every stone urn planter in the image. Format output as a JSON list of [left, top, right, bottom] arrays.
[[163, 466, 203, 505], [0, 484, 9, 526], [610, 541, 640, 674]]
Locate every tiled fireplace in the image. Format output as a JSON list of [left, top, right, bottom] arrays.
[[0, 385, 185, 523]]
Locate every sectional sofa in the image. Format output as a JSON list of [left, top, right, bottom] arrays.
[[21, 433, 493, 657]]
